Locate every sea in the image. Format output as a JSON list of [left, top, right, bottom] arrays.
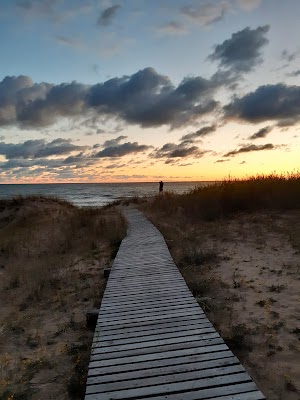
[[0, 182, 211, 207]]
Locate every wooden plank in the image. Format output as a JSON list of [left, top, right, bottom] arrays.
[[96, 303, 202, 321], [84, 207, 265, 400], [87, 356, 239, 385], [95, 327, 216, 347], [88, 349, 233, 376], [97, 321, 213, 341], [101, 286, 191, 300], [206, 393, 265, 400], [87, 364, 245, 392], [95, 318, 211, 339], [95, 314, 209, 334], [100, 293, 194, 308], [89, 343, 229, 367], [90, 337, 224, 359], [93, 331, 219, 353], [97, 309, 204, 326], [132, 382, 264, 400], [85, 371, 251, 398], [100, 297, 197, 313]]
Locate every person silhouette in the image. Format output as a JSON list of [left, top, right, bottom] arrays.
[[159, 180, 164, 193]]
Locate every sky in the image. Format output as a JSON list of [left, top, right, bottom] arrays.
[[0, 0, 300, 183]]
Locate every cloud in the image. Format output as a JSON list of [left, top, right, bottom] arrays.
[[0, 68, 223, 129], [248, 126, 272, 139], [88, 67, 220, 128], [15, 0, 88, 23], [224, 83, 300, 125], [55, 35, 84, 49], [288, 70, 300, 77], [105, 163, 126, 169], [97, 5, 121, 27], [0, 76, 88, 127], [16, 0, 59, 17], [281, 50, 297, 63], [0, 154, 95, 173], [94, 142, 151, 158], [157, 21, 187, 36], [102, 135, 127, 147], [0, 138, 87, 159], [181, 125, 216, 141], [215, 159, 230, 163], [236, 0, 261, 11], [151, 142, 206, 159], [224, 143, 275, 157], [181, 2, 229, 26], [208, 25, 269, 73]]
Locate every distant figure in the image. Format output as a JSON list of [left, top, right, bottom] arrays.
[[159, 180, 164, 194]]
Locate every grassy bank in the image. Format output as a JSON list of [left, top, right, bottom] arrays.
[[147, 173, 300, 220], [0, 196, 127, 400], [140, 173, 300, 400]]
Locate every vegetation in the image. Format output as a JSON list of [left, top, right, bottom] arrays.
[[139, 172, 300, 399], [0, 196, 127, 399], [147, 173, 300, 220]]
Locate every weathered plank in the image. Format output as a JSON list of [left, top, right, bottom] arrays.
[[85, 372, 252, 398], [85, 207, 265, 399], [87, 356, 239, 385]]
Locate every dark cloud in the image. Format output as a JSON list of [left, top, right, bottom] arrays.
[[97, 5, 121, 27], [102, 135, 127, 148], [224, 143, 275, 157], [224, 83, 300, 125], [208, 25, 269, 73], [288, 70, 300, 77], [88, 67, 220, 128], [151, 142, 206, 159], [181, 125, 216, 141], [215, 159, 230, 163], [248, 126, 272, 139], [0, 138, 87, 159], [181, 2, 228, 26], [0, 154, 94, 172], [105, 163, 126, 169], [157, 21, 187, 35], [95, 142, 151, 158], [281, 50, 297, 63], [0, 68, 222, 129], [0, 76, 87, 127]]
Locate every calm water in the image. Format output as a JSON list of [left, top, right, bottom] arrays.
[[0, 182, 211, 207]]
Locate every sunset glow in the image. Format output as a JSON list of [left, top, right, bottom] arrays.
[[0, 0, 300, 183]]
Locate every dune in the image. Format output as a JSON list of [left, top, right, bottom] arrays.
[[0, 197, 126, 400]]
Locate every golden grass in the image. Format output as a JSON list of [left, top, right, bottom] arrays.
[[147, 172, 300, 220], [0, 196, 127, 399], [139, 174, 300, 399]]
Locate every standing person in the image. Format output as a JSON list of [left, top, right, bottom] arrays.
[[159, 180, 164, 194]]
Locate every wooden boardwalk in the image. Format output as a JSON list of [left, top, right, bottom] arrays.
[[85, 207, 265, 400]]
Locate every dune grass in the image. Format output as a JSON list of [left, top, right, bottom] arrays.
[[147, 172, 300, 220], [0, 196, 127, 399], [139, 172, 300, 399]]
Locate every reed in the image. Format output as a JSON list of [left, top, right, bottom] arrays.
[[148, 172, 300, 220]]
